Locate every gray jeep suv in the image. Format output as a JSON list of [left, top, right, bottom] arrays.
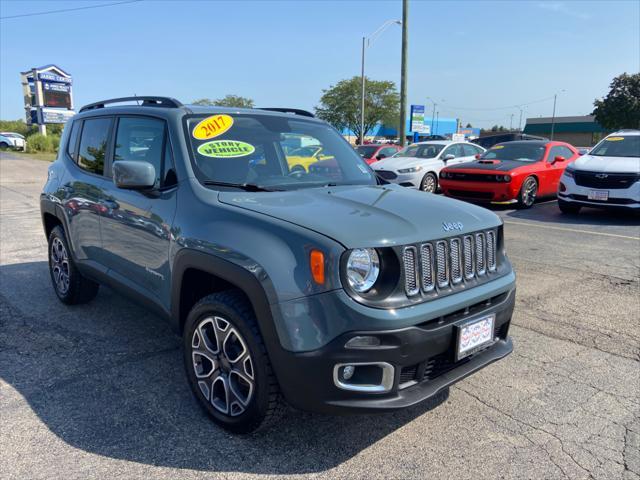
[[40, 97, 515, 433]]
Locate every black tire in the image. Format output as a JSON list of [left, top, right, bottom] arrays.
[[0, 142, 9, 150], [420, 172, 438, 193], [48, 226, 99, 304], [183, 291, 285, 434], [558, 198, 581, 214], [517, 176, 538, 209]]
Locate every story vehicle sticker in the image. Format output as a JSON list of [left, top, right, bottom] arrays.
[[605, 136, 624, 141], [197, 140, 255, 158], [192, 114, 234, 140], [492, 145, 504, 149]]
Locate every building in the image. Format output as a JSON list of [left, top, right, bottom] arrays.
[[343, 116, 459, 143], [523, 115, 609, 147]]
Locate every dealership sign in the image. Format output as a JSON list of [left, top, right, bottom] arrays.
[[21, 64, 75, 131], [410, 104, 427, 133]]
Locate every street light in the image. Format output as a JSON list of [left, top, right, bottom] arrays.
[[426, 97, 443, 135], [360, 19, 401, 145], [550, 89, 566, 140]]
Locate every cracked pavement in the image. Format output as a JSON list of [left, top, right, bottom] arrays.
[[0, 152, 639, 479]]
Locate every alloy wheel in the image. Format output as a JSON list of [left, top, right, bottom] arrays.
[[522, 178, 537, 206], [51, 237, 70, 295], [191, 316, 255, 417], [421, 173, 437, 193]]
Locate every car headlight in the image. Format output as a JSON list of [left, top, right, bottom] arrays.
[[398, 166, 423, 174], [346, 248, 380, 293], [563, 167, 575, 178]]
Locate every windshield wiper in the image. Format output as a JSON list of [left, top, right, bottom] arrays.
[[202, 181, 281, 192]]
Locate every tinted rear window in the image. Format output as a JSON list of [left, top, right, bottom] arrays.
[[77, 118, 112, 175]]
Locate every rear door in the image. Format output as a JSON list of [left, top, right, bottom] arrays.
[[99, 115, 178, 304]]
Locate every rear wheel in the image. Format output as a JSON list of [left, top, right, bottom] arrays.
[[558, 198, 581, 214], [420, 172, 438, 193], [183, 291, 285, 434], [48, 226, 99, 304], [517, 176, 538, 208]]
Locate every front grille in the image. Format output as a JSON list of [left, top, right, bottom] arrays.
[[574, 171, 640, 189], [402, 229, 498, 296], [446, 172, 502, 182], [403, 247, 419, 296], [448, 190, 494, 200], [568, 194, 638, 205], [376, 170, 398, 180]]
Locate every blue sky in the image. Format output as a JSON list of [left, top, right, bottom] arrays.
[[1, 0, 638, 128]]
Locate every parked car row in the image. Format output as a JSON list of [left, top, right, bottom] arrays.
[[368, 130, 639, 213]]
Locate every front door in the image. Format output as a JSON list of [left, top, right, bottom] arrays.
[[100, 115, 178, 303]]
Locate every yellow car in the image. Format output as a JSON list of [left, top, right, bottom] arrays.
[[286, 146, 333, 172]]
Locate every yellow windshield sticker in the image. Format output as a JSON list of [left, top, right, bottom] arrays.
[[605, 136, 624, 141], [492, 145, 504, 149], [197, 140, 255, 158], [192, 114, 234, 140]]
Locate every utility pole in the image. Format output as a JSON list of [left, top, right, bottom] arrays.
[[510, 113, 514, 131], [430, 101, 437, 134], [550, 94, 557, 140], [518, 108, 523, 131], [360, 36, 366, 145], [435, 111, 439, 134], [399, 0, 408, 146]]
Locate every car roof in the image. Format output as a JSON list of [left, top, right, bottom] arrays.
[[411, 140, 454, 146], [493, 140, 550, 147], [610, 129, 640, 136]]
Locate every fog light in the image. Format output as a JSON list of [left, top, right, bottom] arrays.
[[345, 335, 381, 349], [559, 182, 566, 192], [342, 365, 355, 380]]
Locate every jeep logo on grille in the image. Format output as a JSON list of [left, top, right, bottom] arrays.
[[442, 221, 464, 232]]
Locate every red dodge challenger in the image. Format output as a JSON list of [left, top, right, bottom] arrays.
[[439, 140, 579, 208]]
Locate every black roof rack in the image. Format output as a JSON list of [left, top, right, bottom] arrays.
[[79, 96, 183, 113], [258, 107, 314, 118]]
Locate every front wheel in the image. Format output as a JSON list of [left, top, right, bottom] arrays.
[[0, 142, 9, 150], [183, 291, 285, 434], [558, 198, 581, 214], [420, 172, 438, 193], [517, 176, 538, 209]]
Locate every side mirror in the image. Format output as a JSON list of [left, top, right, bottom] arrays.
[[376, 153, 386, 160], [443, 154, 455, 162], [475, 154, 481, 160], [553, 155, 566, 164], [113, 161, 156, 190]]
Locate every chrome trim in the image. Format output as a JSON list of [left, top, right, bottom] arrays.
[[333, 362, 395, 393], [450, 238, 462, 284], [487, 230, 497, 272], [420, 243, 435, 292], [475, 233, 486, 276], [463, 235, 474, 280], [402, 246, 420, 296], [435, 240, 449, 288]]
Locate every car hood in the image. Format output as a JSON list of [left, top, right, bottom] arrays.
[[218, 184, 500, 248], [572, 154, 640, 173], [370, 156, 435, 171], [446, 159, 530, 172]]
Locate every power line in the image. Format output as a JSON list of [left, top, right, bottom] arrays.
[[437, 95, 556, 112], [0, 0, 143, 20]]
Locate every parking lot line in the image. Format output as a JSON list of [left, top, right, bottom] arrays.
[[503, 220, 640, 241]]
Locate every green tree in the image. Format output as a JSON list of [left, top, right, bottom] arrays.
[[192, 95, 255, 108], [592, 73, 640, 130], [465, 123, 473, 128], [315, 76, 399, 139]]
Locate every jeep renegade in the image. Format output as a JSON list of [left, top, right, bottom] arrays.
[[40, 97, 516, 433]]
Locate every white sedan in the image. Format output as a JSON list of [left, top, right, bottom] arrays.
[[370, 140, 485, 192], [0, 132, 26, 151]]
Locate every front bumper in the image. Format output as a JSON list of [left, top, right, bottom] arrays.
[[375, 169, 422, 188], [559, 175, 640, 209], [272, 285, 515, 414], [440, 179, 519, 203]]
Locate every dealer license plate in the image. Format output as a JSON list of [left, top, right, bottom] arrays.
[[456, 314, 495, 360], [588, 190, 609, 201]]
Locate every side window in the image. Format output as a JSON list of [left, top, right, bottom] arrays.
[[66, 121, 80, 160], [444, 144, 463, 158], [115, 117, 166, 187], [77, 117, 112, 175], [382, 147, 397, 157], [548, 146, 573, 162], [559, 146, 575, 159], [462, 144, 480, 157]]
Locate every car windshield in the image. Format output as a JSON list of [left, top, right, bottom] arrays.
[[395, 144, 444, 159], [356, 146, 379, 157], [590, 135, 640, 158], [481, 143, 546, 162], [187, 113, 376, 190], [2, 133, 23, 139]]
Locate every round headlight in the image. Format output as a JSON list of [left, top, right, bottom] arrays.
[[346, 248, 380, 293]]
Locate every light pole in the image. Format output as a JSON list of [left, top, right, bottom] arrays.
[[426, 97, 442, 136], [510, 113, 514, 131], [518, 107, 524, 131], [435, 111, 439, 134], [399, 0, 409, 146], [359, 19, 401, 145], [550, 89, 565, 140]]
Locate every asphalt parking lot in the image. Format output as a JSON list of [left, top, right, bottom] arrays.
[[1, 151, 638, 480]]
